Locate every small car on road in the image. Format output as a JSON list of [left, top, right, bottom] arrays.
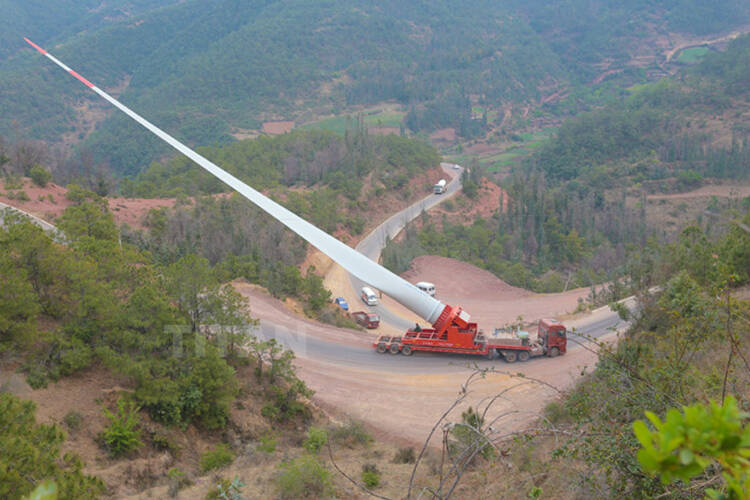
[[333, 297, 349, 311], [352, 311, 380, 329]]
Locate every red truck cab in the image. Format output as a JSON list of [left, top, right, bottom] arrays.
[[538, 318, 567, 356]]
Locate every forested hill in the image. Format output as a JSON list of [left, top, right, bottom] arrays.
[[2, 0, 750, 175]]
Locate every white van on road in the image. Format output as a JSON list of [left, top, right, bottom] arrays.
[[416, 282, 436, 296], [360, 286, 378, 306]]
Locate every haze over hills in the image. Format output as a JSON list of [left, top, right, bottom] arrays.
[[2, 0, 750, 175]]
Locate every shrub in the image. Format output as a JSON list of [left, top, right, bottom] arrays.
[[12, 190, 30, 201], [100, 398, 143, 457], [63, 411, 83, 431], [200, 444, 235, 472], [152, 432, 181, 456], [167, 467, 192, 497], [361, 463, 381, 488], [302, 427, 328, 454], [303, 426, 328, 454], [205, 477, 245, 500], [393, 446, 416, 464], [29, 165, 52, 187], [543, 401, 570, 425], [329, 420, 373, 448], [258, 433, 276, 454], [276, 455, 334, 499]]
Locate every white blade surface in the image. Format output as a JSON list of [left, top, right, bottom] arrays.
[[24, 38, 446, 324]]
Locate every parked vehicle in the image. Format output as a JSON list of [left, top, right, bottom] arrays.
[[333, 297, 349, 311], [416, 281, 435, 296], [360, 286, 378, 306], [352, 311, 380, 329]]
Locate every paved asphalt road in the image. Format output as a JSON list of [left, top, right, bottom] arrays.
[[348, 163, 464, 330], [257, 303, 626, 373]]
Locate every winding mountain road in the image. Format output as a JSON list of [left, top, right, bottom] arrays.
[[348, 162, 463, 330]]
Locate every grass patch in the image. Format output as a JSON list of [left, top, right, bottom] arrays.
[[677, 46, 710, 64], [200, 444, 235, 472], [329, 420, 373, 448], [302, 110, 405, 135]]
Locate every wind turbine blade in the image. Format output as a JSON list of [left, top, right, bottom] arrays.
[[24, 38, 448, 324]]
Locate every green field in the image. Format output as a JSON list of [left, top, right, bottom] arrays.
[[302, 110, 405, 135], [676, 46, 710, 64], [483, 128, 557, 172]]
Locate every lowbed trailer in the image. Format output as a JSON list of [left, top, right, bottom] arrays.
[[373, 318, 567, 362]]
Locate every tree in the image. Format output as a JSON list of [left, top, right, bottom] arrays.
[[165, 254, 217, 332], [211, 284, 258, 359], [0, 393, 104, 500], [0, 253, 39, 347]]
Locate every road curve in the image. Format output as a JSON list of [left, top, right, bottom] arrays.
[[348, 163, 463, 329]]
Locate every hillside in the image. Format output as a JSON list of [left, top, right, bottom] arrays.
[[2, 0, 750, 174], [386, 33, 750, 297]]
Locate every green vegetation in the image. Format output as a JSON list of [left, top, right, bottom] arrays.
[[29, 165, 51, 187], [361, 463, 381, 488], [5, 1, 749, 173], [544, 217, 750, 497], [303, 426, 328, 454], [1, 186, 312, 438], [329, 420, 374, 449], [634, 397, 750, 498], [0, 393, 105, 500], [388, 34, 750, 294], [276, 455, 334, 499], [99, 398, 143, 457], [676, 46, 711, 64], [200, 444, 235, 473]]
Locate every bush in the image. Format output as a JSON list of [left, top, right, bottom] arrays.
[[200, 444, 235, 472], [204, 477, 245, 500], [167, 467, 192, 497], [543, 401, 569, 425], [303, 426, 328, 454], [329, 420, 373, 448], [258, 433, 276, 454], [99, 398, 143, 457], [393, 446, 416, 464], [276, 455, 334, 499], [152, 432, 181, 456], [29, 165, 52, 187], [63, 411, 83, 431], [361, 463, 381, 488]]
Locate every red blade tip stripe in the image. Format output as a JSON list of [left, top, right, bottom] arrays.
[[24, 37, 95, 89], [68, 70, 95, 88], [24, 37, 47, 55]]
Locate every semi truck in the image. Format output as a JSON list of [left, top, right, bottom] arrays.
[[28, 39, 568, 368], [373, 318, 567, 361]]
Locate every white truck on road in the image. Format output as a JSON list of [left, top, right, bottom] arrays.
[[433, 179, 447, 194]]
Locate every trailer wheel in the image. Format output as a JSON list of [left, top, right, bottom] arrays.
[[389, 344, 401, 354], [401, 345, 413, 356], [504, 351, 517, 363], [518, 351, 530, 362], [549, 347, 560, 358], [376, 343, 387, 353]]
